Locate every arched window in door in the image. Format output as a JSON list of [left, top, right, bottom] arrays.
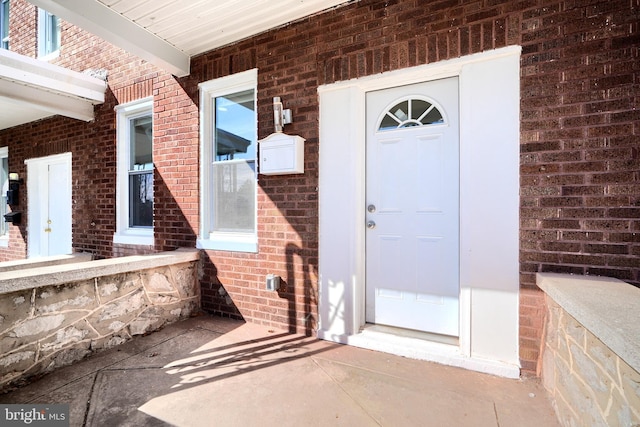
[[378, 97, 444, 131]]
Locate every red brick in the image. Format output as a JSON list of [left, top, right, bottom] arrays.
[[2, 0, 638, 376]]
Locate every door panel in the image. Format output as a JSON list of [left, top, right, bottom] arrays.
[[47, 161, 71, 255], [416, 134, 444, 212], [365, 78, 459, 336], [27, 154, 72, 258]]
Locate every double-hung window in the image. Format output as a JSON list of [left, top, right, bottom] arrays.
[[0, 147, 8, 246], [37, 8, 60, 59], [198, 69, 258, 252], [114, 98, 154, 245], [1, 0, 9, 50]]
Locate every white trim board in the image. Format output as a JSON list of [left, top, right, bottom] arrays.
[[0, 49, 106, 128], [317, 46, 522, 378]]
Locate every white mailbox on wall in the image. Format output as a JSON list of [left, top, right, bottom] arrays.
[[258, 133, 305, 175]]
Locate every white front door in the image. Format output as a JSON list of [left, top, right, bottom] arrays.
[[27, 153, 72, 258], [365, 77, 460, 337]]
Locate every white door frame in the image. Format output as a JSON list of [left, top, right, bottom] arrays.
[[26, 152, 73, 258], [317, 46, 521, 378]]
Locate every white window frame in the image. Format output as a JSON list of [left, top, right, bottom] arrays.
[[1, 0, 9, 50], [197, 68, 258, 252], [114, 97, 154, 246], [0, 146, 8, 247], [37, 8, 60, 60]]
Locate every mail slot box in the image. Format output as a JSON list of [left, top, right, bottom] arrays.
[[258, 133, 305, 175], [4, 212, 21, 224]]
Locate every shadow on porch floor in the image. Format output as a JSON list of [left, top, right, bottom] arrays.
[[0, 314, 560, 426]]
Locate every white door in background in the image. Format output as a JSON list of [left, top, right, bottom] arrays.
[[27, 153, 72, 258], [365, 77, 460, 337]]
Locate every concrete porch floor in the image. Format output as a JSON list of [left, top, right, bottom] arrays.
[[0, 315, 560, 426]]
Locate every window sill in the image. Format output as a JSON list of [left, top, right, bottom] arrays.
[[113, 231, 153, 246], [197, 234, 257, 253], [0, 237, 8, 248], [38, 50, 60, 62]]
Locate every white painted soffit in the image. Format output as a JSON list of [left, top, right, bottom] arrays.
[[28, 0, 352, 78], [0, 49, 106, 130]]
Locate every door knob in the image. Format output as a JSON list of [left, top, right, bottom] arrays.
[[367, 204, 376, 213], [367, 220, 376, 229]]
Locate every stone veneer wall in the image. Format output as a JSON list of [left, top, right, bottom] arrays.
[[539, 273, 640, 427], [0, 250, 200, 390]]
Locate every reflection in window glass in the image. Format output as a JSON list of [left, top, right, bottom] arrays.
[[212, 162, 256, 232], [211, 88, 256, 233], [129, 173, 153, 227], [215, 90, 255, 161], [378, 98, 444, 131], [130, 117, 153, 170]]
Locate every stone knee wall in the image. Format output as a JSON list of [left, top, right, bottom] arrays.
[[0, 254, 200, 390], [542, 297, 640, 426]]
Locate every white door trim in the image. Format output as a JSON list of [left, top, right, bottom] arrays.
[[317, 46, 521, 378], [26, 152, 72, 258]]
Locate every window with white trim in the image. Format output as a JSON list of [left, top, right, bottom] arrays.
[[114, 98, 154, 245], [198, 69, 258, 252], [0, 147, 8, 246], [1, 0, 9, 50], [37, 8, 60, 59], [378, 97, 444, 131]]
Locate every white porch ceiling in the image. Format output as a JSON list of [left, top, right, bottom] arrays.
[[0, 49, 106, 130], [28, 0, 352, 77], [1, 0, 350, 130]]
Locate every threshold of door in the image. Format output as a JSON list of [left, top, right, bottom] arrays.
[[362, 323, 459, 346], [346, 322, 463, 368], [332, 323, 521, 378]]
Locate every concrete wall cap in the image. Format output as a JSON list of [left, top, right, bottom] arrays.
[[0, 253, 93, 273], [537, 272, 640, 373], [0, 249, 200, 294]]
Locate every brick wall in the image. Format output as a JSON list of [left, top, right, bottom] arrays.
[[517, 0, 639, 371], [191, 0, 639, 372], [519, 1, 639, 285], [1, 0, 199, 260], [6, 0, 35, 57], [1, 0, 638, 374]]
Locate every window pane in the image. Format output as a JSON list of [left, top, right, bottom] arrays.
[[129, 172, 153, 228], [215, 89, 255, 161], [379, 101, 408, 130], [422, 107, 444, 125], [130, 116, 153, 171], [378, 99, 444, 131], [1, 0, 9, 49], [411, 100, 430, 120], [46, 12, 60, 54], [212, 161, 255, 232]]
